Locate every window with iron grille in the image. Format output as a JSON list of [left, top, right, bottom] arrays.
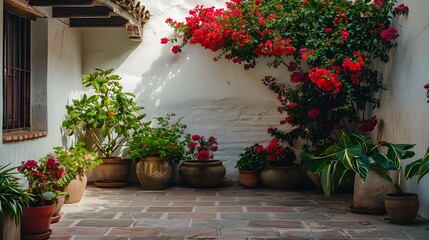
[[3, 11, 31, 131]]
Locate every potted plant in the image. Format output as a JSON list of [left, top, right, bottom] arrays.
[[48, 141, 101, 203], [381, 149, 429, 225], [258, 138, 300, 189], [62, 68, 145, 187], [0, 164, 34, 240], [179, 135, 226, 188], [301, 132, 415, 214], [17, 158, 67, 239], [129, 113, 189, 190], [235, 144, 266, 188]]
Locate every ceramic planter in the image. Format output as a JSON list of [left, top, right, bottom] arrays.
[[385, 192, 419, 224], [260, 164, 302, 189], [64, 173, 87, 204], [136, 156, 173, 190], [179, 160, 226, 188], [94, 157, 131, 188], [239, 170, 259, 188], [51, 195, 65, 224], [1, 211, 20, 240]]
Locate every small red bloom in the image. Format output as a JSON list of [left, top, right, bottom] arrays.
[[192, 135, 201, 141], [160, 37, 169, 44], [424, 83, 429, 89], [381, 27, 399, 41], [171, 45, 181, 54], [308, 108, 320, 119]]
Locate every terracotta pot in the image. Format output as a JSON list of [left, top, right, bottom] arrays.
[[136, 156, 173, 190], [64, 173, 87, 204], [21, 201, 54, 238], [51, 195, 65, 224], [239, 170, 259, 188], [95, 157, 131, 187], [179, 160, 226, 188], [353, 169, 395, 213], [1, 211, 20, 240], [260, 164, 302, 189], [385, 192, 419, 224]]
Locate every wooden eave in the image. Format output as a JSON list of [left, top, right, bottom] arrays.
[[4, 0, 46, 20], [27, 0, 150, 42]]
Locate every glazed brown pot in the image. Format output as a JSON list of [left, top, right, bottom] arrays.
[[260, 164, 302, 189], [136, 156, 173, 190], [385, 192, 419, 224], [21, 201, 55, 238], [64, 173, 87, 204], [179, 160, 226, 188], [95, 157, 132, 187], [239, 170, 259, 188]]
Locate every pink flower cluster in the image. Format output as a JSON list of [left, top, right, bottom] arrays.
[[187, 135, 218, 161]]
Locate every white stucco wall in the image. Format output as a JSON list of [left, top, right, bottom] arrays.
[[0, 17, 82, 168], [82, 0, 290, 179], [373, 0, 429, 217]]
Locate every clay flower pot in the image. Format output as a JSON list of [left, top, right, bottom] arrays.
[[179, 160, 226, 188], [385, 192, 419, 224], [136, 156, 173, 190], [21, 200, 55, 239], [239, 170, 259, 188], [260, 164, 302, 189]]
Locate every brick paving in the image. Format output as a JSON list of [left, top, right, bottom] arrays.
[[50, 185, 429, 239]]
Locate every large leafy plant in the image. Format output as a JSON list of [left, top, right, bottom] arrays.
[[62, 68, 145, 158], [163, 0, 408, 152], [129, 113, 190, 164], [405, 150, 429, 183], [301, 132, 415, 197], [0, 164, 34, 226]]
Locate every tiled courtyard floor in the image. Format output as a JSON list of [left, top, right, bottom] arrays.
[[50, 184, 429, 240]]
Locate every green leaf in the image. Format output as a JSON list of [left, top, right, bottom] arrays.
[[369, 163, 393, 183], [300, 152, 330, 173], [405, 159, 420, 180]]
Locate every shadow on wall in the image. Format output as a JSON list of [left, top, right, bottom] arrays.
[[82, 28, 139, 73]]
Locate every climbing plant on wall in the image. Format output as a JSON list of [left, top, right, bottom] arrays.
[[162, 0, 408, 152]]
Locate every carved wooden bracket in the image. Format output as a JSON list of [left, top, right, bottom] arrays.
[[26, 0, 150, 42]]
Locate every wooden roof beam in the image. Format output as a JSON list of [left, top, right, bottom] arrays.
[[69, 16, 128, 27], [52, 6, 112, 18], [28, 0, 93, 6]]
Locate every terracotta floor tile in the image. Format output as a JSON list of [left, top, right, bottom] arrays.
[[75, 219, 135, 227], [195, 206, 243, 212], [51, 227, 110, 236], [108, 227, 162, 236], [146, 207, 193, 212], [167, 213, 217, 220], [246, 206, 296, 213], [160, 228, 218, 237]]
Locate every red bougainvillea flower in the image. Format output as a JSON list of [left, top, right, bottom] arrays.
[[359, 116, 377, 132], [171, 45, 181, 54], [160, 37, 169, 44], [394, 3, 409, 15], [342, 51, 365, 72], [381, 27, 399, 41], [308, 108, 320, 119], [374, 0, 384, 6], [424, 83, 429, 89], [290, 72, 308, 83], [309, 67, 342, 93], [192, 134, 201, 141], [255, 0, 261, 5]]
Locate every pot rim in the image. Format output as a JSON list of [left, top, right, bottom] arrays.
[[385, 192, 419, 199]]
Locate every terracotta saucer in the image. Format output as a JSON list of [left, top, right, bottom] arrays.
[[21, 229, 52, 240], [51, 213, 62, 223], [94, 181, 129, 188]]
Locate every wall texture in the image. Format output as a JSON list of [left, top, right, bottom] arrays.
[[372, 0, 429, 217]]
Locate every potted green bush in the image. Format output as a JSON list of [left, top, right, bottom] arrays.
[[62, 68, 145, 187], [129, 113, 190, 190], [301, 132, 415, 214], [0, 164, 34, 240], [380, 149, 429, 225], [235, 144, 266, 188], [47, 142, 101, 203]]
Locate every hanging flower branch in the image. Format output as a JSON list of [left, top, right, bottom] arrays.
[[162, 0, 408, 152]]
